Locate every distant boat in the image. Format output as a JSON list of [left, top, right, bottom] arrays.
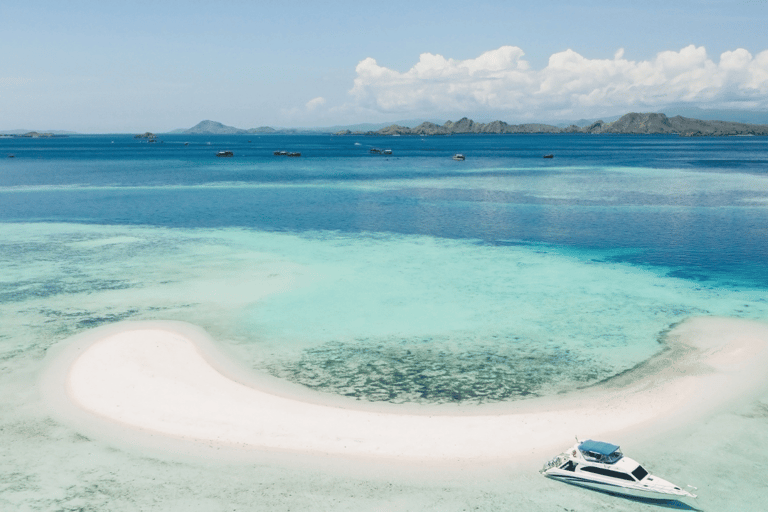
[[7, 154, 15, 158], [184, 142, 189, 146], [216, 151, 234, 157], [287, 152, 301, 157], [370, 148, 382, 154], [543, 154, 554, 158], [274, 150, 288, 155], [453, 154, 465, 161], [383, 149, 392, 155]]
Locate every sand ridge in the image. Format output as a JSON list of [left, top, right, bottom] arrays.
[[41, 317, 768, 463]]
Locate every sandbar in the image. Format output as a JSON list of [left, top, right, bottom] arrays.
[[41, 317, 768, 464]]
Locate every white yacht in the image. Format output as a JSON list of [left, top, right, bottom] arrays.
[[540, 439, 697, 502]]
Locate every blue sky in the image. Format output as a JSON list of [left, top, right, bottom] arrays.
[[2, 0, 767, 132]]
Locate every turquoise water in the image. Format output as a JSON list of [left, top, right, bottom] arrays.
[[1, 134, 768, 509], [2, 134, 767, 402]]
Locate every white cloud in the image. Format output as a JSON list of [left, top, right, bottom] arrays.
[[305, 96, 326, 111], [349, 45, 768, 119]]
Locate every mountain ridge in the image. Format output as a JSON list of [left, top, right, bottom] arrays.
[[162, 112, 768, 136], [338, 113, 768, 137]]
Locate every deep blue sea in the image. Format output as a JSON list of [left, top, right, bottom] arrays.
[[3, 134, 767, 280], [2, 133, 768, 511]]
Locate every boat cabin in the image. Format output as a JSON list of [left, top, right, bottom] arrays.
[[578, 440, 623, 464]]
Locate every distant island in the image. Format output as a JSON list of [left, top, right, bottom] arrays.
[[338, 113, 768, 137], [174, 120, 294, 135], [5, 113, 768, 137], [169, 113, 768, 137], [0, 129, 75, 137], [2, 131, 67, 138]]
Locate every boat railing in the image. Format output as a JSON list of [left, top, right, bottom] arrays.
[[540, 454, 567, 473]]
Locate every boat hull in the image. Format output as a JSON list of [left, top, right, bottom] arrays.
[[544, 473, 695, 502]]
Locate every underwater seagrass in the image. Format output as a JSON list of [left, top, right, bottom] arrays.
[[266, 336, 609, 404]]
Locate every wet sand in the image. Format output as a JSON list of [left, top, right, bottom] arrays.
[[41, 317, 768, 467]]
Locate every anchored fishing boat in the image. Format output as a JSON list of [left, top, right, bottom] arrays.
[[540, 439, 697, 502]]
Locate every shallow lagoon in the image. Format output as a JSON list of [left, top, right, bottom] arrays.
[[1, 134, 768, 510]]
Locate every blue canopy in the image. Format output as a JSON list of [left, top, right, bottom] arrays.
[[579, 440, 620, 455]]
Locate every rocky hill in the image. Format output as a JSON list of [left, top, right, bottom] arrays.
[[578, 113, 768, 136], [184, 120, 247, 135], [180, 121, 302, 135], [360, 118, 563, 136], [248, 126, 277, 134], [342, 113, 768, 137]]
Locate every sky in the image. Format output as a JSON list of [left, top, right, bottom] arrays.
[[2, 0, 768, 132]]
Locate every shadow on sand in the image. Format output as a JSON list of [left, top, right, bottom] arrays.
[[565, 482, 702, 511]]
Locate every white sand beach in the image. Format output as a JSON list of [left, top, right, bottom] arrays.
[[42, 316, 768, 466]]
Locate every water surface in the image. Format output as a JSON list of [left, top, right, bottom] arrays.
[[1, 133, 767, 510]]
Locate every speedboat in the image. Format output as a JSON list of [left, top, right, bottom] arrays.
[[540, 439, 697, 502], [216, 151, 234, 157], [453, 153, 465, 160]]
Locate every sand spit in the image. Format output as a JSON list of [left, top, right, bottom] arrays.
[[41, 317, 768, 464]]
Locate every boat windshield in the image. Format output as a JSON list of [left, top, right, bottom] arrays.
[[578, 440, 623, 464], [632, 465, 649, 481]]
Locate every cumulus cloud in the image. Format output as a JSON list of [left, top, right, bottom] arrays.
[[349, 45, 768, 119], [305, 96, 326, 111]]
